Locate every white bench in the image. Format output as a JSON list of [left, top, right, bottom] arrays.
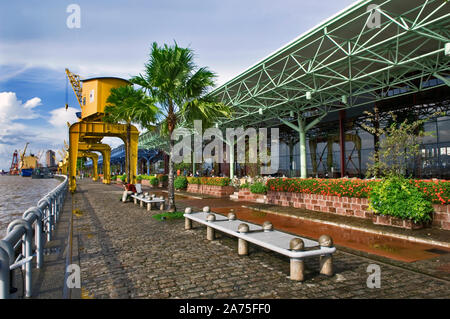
[[184, 206, 336, 281], [131, 194, 165, 211]]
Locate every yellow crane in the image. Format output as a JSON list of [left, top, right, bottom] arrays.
[[65, 68, 82, 110]]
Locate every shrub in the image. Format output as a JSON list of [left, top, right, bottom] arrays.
[[239, 183, 249, 189], [149, 176, 159, 187], [120, 174, 126, 182], [157, 174, 168, 183], [187, 177, 201, 184], [111, 175, 117, 181], [174, 176, 188, 190], [250, 182, 267, 194], [136, 175, 143, 182], [368, 176, 433, 223], [201, 177, 230, 186]]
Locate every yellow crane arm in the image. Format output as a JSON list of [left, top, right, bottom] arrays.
[[65, 68, 82, 108]]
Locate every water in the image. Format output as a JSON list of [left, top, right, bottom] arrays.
[[0, 175, 60, 237]]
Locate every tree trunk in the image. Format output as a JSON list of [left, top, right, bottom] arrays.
[[167, 100, 176, 212], [373, 104, 380, 177], [126, 122, 131, 184], [168, 137, 176, 212]]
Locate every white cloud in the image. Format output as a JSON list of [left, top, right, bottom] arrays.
[[48, 107, 79, 128], [24, 97, 42, 109], [0, 92, 41, 123], [0, 92, 73, 170]]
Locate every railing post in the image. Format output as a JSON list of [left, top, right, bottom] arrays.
[[7, 219, 33, 298], [0, 246, 10, 299], [23, 207, 43, 269]]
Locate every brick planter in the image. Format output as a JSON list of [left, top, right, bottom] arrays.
[[372, 215, 424, 230], [234, 190, 449, 230], [237, 189, 267, 203], [186, 184, 235, 198], [266, 191, 373, 219]]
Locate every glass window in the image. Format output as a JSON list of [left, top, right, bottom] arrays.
[[438, 120, 450, 143]]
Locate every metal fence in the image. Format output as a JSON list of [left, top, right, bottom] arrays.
[[0, 175, 68, 299]]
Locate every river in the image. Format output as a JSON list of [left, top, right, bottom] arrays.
[[0, 175, 60, 237]]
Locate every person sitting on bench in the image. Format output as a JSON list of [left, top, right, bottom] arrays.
[[122, 182, 137, 202]]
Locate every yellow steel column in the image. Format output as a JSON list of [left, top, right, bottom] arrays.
[[129, 131, 139, 185], [78, 151, 99, 181], [92, 155, 98, 181], [102, 146, 111, 184], [69, 125, 80, 192]]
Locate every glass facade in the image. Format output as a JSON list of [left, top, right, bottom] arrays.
[[276, 114, 450, 179]]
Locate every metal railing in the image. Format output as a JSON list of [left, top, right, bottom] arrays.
[[0, 174, 68, 299]]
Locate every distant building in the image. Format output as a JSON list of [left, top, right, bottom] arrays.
[[46, 150, 56, 167]]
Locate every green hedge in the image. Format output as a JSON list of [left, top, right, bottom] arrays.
[[174, 176, 188, 190], [250, 182, 267, 194], [186, 177, 231, 186]]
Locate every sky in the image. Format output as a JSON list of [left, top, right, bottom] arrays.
[[0, 0, 356, 170]]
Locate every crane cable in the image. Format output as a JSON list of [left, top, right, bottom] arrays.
[[65, 73, 69, 111]]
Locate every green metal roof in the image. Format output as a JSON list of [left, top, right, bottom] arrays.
[[209, 0, 450, 128]]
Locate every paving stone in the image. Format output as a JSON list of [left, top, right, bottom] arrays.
[[69, 180, 450, 299]]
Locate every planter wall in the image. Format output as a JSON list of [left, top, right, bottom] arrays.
[[234, 190, 449, 230], [372, 215, 424, 230], [187, 184, 235, 197], [237, 189, 267, 203], [266, 191, 373, 219]]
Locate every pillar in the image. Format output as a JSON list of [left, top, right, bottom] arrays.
[[339, 110, 346, 177]]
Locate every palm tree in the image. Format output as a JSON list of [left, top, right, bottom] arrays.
[[103, 85, 158, 183], [131, 42, 231, 212]]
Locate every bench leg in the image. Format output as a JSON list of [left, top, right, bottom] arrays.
[[147, 203, 151, 211], [159, 203, 164, 210], [320, 254, 333, 276], [185, 218, 192, 230], [207, 226, 215, 240], [134, 198, 137, 205], [140, 200, 143, 208], [238, 238, 248, 256], [290, 258, 305, 281]]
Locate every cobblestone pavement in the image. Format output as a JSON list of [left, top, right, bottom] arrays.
[[72, 180, 450, 299]]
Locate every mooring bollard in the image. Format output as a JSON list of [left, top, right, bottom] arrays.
[[237, 223, 249, 255], [318, 235, 334, 276], [289, 238, 305, 281], [184, 207, 192, 230], [206, 214, 216, 240]]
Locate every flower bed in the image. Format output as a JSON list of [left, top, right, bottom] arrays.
[[260, 178, 450, 230], [186, 177, 233, 197], [266, 178, 450, 204]]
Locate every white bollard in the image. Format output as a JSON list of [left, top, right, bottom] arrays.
[[184, 207, 192, 230], [318, 235, 334, 276], [289, 238, 305, 281]]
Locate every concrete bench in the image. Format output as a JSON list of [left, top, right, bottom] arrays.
[[131, 194, 165, 211], [184, 206, 336, 281]]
